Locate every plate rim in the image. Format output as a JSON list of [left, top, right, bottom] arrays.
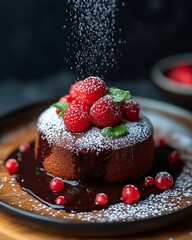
[[0, 98, 192, 236]]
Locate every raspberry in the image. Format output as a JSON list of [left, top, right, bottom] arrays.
[[90, 95, 122, 127], [121, 184, 140, 204], [121, 100, 140, 122], [69, 81, 83, 99], [70, 100, 90, 113], [95, 193, 108, 206], [50, 178, 64, 192], [59, 95, 73, 103], [145, 176, 154, 186], [168, 150, 180, 163], [5, 158, 19, 174], [55, 196, 67, 205], [19, 143, 30, 152], [64, 107, 91, 132], [77, 77, 106, 105], [56, 95, 73, 115], [155, 171, 174, 190]]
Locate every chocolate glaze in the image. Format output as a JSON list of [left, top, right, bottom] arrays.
[[36, 109, 154, 183], [7, 142, 183, 213]]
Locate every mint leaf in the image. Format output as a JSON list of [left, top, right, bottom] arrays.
[[50, 101, 69, 116], [107, 87, 131, 103], [101, 124, 128, 138]]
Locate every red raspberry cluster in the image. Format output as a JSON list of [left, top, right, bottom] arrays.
[[55, 76, 140, 133]]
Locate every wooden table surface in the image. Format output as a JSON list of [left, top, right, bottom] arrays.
[[0, 211, 191, 240]]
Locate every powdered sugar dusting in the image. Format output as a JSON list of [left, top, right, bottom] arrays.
[[37, 107, 153, 153], [63, 160, 192, 222], [1, 160, 191, 223]]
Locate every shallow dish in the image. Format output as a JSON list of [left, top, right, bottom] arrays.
[[0, 98, 192, 237], [151, 53, 192, 106]]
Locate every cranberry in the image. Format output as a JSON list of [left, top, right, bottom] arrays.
[[5, 158, 19, 174], [121, 184, 140, 204], [155, 172, 174, 190], [145, 176, 154, 186], [168, 150, 180, 163], [19, 143, 30, 152], [50, 178, 64, 192], [95, 193, 108, 206], [55, 196, 67, 205]]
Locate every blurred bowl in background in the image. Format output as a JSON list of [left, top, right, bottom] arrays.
[[151, 53, 192, 107]]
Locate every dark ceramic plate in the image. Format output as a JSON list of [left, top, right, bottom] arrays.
[[0, 98, 192, 237]]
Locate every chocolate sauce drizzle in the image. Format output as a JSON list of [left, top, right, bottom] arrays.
[[7, 142, 183, 213]]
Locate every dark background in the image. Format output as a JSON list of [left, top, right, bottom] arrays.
[[0, 0, 192, 116]]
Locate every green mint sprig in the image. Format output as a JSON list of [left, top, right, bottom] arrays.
[[101, 124, 128, 138], [107, 87, 131, 103], [50, 101, 69, 116]]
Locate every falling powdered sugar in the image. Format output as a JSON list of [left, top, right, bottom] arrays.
[[65, 0, 117, 78]]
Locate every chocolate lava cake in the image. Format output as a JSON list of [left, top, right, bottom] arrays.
[[35, 77, 154, 183]]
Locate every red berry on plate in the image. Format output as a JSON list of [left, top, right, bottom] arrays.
[[50, 178, 64, 192], [156, 137, 166, 147], [70, 99, 90, 113], [121, 100, 140, 122], [55, 196, 67, 205], [5, 158, 19, 174], [90, 95, 122, 127], [19, 143, 30, 152], [121, 184, 140, 204], [145, 176, 154, 186], [95, 193, 108, 206], [69, 81, 83, 99], [167, 65, 192, 85], [155, 172, 174, 190], [59, 95, 73, 103], [77, 77, 106, 105], [168, 150, 181, 163], [64, 107, 91, 132]]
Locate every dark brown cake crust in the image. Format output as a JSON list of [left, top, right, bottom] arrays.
[[35, 108, 154, 183]]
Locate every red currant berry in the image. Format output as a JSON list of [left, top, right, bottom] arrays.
[[50, 178, 64, 192], [168, 150, 180, 163], [121, 100, 140, 122], [95, 193, 108, 206], [56, 108, 61, 115], [156, 137, 166, 147], [55, 196, 67, 205], [19, 143, 30, 152], [77, 77, 106, 105], [155, 172, 174, 190], [5, 158, 19, 174], [145, 176, 154, 186], [121, 184, 140, 204]]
